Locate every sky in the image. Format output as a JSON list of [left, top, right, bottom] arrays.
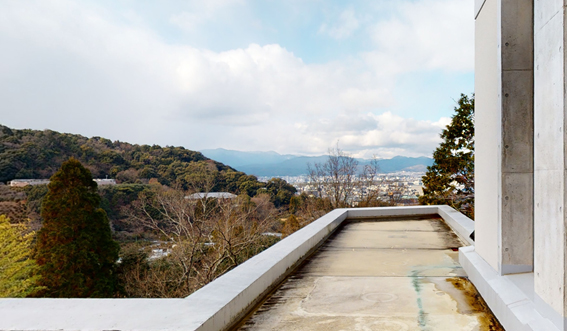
[[0, 0, 474, 159]]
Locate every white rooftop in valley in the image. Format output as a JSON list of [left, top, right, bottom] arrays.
[[185, 192, 238, 199]]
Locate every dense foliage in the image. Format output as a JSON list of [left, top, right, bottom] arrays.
[[35, 159, 119, 297], [0, 215, 43, 297], [0, 125, 324, 298], [419, 94, 475, 218], [0, 125, 270, 197], [0, 185, 27, 224]]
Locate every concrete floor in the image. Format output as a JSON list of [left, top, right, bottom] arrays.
[[235, 218, 503, 331]]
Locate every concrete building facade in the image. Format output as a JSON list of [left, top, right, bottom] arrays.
[[465, 0, 567, 330]]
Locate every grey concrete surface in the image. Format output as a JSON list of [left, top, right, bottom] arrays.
[[501, 172, 533, 270], [501, 70, 533, 174], [501, 0, 534, 71], [499, 0, 534, 269], [236, 219, 501, 331]]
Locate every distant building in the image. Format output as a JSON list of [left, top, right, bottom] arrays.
[[185, 192, 237, 200], [93, 179, 117, 186], [8, 178, 116, 187], [147, 248, 171, 260], [8, 179, 50, 187]]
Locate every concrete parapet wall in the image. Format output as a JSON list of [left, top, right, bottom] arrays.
[[437, 205, 475, 246], [0, 206, 474, 331], [186, 208, 348, 331], [346, 205, 438, 218]]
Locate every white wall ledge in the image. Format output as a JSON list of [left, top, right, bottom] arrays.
[[460, 246, 559, 331], [0, 205, 474, 331]]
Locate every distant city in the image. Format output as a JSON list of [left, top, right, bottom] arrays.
[[259, 172, 424, 205]]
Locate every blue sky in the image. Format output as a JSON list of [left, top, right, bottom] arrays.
[[0, 0, 474, 158]]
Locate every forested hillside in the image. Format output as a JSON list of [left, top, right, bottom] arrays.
[[0, 125, 271, 196], [0, 125, 324, 298]]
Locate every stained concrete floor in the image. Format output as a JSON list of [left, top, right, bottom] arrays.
[[234, 218, 503, 331]]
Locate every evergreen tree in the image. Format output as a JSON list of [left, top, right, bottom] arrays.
[[419, 94, 475, 219], [282, 215, 301, 238], [0, 215, 44, 297], [35, 158, 119, 297]]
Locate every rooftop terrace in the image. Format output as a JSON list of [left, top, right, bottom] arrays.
[[0, 206, 502, 331], [235, 217, 501, 330]]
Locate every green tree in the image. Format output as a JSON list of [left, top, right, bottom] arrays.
[[35, 158, 119, 297], [289, 196, 301, 214], [419, 94, 475, 219], [0, 215, 44, 297], [265, 178, 297, 207]]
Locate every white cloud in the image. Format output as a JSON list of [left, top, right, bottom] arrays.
[[285, 112, 450, 157], [173, 44, 395, 128], [319, 8, 360, 39], [364, 0, 474, 74], [0, 0, 470, 158]]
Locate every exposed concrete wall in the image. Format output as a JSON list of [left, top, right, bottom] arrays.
[[500, 0, 534, 274], [475, 0, 501, 272], [533, 0, 567, 324], [475, 0, 534, 275]]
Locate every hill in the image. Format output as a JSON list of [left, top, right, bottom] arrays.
[[201, 149, 433, 177], [0, 125, 270, 196]]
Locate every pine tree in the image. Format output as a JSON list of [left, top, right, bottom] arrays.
[[0, 215, 44, 297], [419, 94, 475, 219], [35, 158, 119, 297]]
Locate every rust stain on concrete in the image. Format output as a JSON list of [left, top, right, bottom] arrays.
[[445, 277, 505, 331]]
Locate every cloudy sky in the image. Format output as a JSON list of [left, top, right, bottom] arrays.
[[0, 0, 474, 159]]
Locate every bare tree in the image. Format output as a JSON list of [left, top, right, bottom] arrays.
[[202, 194, 276, 281], [121, 186, 278, 297], [357, 157, 384, 206], [125, 187, 206, 294], [307, 145, 382, 208], [307, 145, 358, 208]]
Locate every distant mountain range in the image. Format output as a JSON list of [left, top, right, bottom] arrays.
[[200, 149, 433, 177], [200, 148, 297, 167]]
